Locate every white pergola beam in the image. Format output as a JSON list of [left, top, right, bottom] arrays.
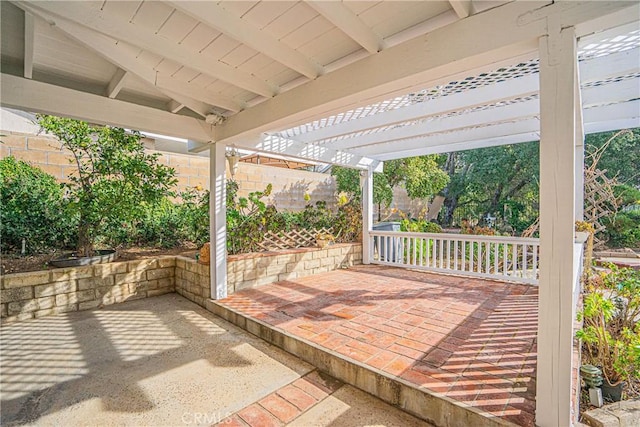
[[215, 1, 638, 145], [297, 73, 540, 144], [329, 98, 540, 150], [20, 1, 276, 98], [255, 134, 380, 171], [106, 68, 127, 99], [169, 1, 322, 80], [23, 11, 34, 79], [536, 25, 579, 427], [375, 132, 542, 160], [580, 46, 640, 83], [0, 73, 213, 143], [295, 47, 638, 144], [340, 76, 638, 154], [307, 1, 384, 54], [449, 0, 472, 19], [362, 100, 639, 159]]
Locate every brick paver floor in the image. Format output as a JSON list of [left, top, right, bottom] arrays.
[[218, 265, 538, 426]]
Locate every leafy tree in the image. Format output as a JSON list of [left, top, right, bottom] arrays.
[[37, 115, 177, 256], [439, 141, 539, 232], [332, 155, 449, 221]]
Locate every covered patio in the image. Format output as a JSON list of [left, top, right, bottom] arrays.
[[2, 1, 639, 426]]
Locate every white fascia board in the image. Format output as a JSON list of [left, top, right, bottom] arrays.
[[215, 1, 638, 144], [169, 1, 322, 79], [0, 73, 214, 143], [21, 1, 276, 97]]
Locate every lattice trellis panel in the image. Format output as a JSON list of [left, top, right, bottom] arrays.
[[584, 167, 618, 248], [257, 227, 335, 251]]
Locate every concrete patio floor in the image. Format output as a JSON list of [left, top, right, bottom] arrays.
[[0, 294, 430, 427], [214, 265, 538, 427]]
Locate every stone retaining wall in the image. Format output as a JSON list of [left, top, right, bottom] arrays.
[[175, 243, 362, 308], [0, 257, 175, 323], [1, 244, 362, 322]]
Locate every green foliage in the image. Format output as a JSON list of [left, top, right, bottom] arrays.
[[602, 210, 640, 248], [226, 181, 278, 254], [439, 142, 540, 232], [577, 264, 640, 385], [37, 115, 177, 256], [0, 156, 75, 253], [331, 166, 393, 208], [388, 156, 450, 199], [586, 128, 640, 187], [400, 219, 442, 233]]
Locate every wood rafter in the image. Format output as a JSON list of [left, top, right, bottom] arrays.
[[23, 11, 34, 79], [307, 1, 384, 54], [169, 1, 322, 80], [106, 68, 127, 99], [18, 1, 276, 97], [22, 9, 242, 115], [449, 0, 472, 19]]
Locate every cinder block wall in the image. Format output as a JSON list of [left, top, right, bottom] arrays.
[[1, 130, 425, 215]]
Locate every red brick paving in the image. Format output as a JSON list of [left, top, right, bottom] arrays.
[[214, 371, 344, 427], [218, 265, 538, 426]]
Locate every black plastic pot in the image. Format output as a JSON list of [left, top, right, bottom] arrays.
[[601, 379, 625, 402], [49, 249, 118, 268]]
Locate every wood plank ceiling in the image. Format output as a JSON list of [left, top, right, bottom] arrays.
[[1, 1, 638, 167]]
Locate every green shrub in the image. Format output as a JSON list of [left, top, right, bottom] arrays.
[[0, 156, 75, 253], [400, 219, 442, 233], [603, 210, 640, 248]]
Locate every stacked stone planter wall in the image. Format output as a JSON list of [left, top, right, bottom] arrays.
[[1, 244, 362, 322], [1, 258, 175, 323], [176, 243, 362, 308]]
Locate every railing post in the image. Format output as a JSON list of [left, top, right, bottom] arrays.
[[361, 166, 373, 264]]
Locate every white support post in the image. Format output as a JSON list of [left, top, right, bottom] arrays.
[[210, 142, 227, 300], [361, 167, 374, 264], [536, 25, 578, 427], [575, 68, 585, 221]]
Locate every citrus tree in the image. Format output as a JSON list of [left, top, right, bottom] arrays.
[[37, 115, 177, 257]]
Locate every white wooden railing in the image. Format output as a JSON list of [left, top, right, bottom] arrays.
[[370, 231, 540, 285]]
